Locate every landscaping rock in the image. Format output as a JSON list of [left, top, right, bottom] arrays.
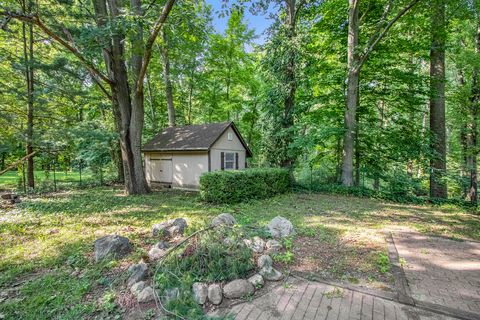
[[252, 236, 266, 253], [152, 218, 187, 238], [244, 237, 265, 253], [137, 286, 155, 303], [265, 239, 282, 254], [260, 267, 283, 281], [211, 213, 236, 227], [164, 287, 180, 303], [155, 241, 170, 250], [192, 282, 208, 305], [94, 235, 132, 262], [148, 247, 165, 261], [267, 216, 295, 238], [127, 263, 148, 287], [130, 281, 146, 296], [223, 279, 255, 299], [247, 274, 264, 288], [207, 284, 223, 305], [257, 254, 273, 269]]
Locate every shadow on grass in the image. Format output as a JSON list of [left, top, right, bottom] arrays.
[[0, 237, 128, 320]]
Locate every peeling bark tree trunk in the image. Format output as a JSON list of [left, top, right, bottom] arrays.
[[160, 30, 175, 127], [429, 0, 447, 198]]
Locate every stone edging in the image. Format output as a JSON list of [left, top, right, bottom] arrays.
[[384, 231, 415, 306]]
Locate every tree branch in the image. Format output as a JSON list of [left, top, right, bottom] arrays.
[[2, 11, 113, 87], [356, 0, 421, 71], [135, 0, 175, 96]]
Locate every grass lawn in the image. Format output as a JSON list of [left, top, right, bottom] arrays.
[[0, 170, 94, 190], [0, 187, 479, 319]]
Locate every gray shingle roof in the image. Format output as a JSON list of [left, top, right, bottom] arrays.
[[142, 121, 252, 156]]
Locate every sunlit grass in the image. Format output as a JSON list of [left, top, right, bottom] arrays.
[[0, 187, 478, 318]]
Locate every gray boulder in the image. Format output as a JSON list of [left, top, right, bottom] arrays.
[[257, 255, 273, 269], [148, 247, 166, 261], [127, 263, 148, 287], [265, 239, 282, 254], [252, 236, 266, 253], [94, 235, 132, 262], [155, 241, 170, 250], [130, 281, 146, 296], [223, 279, 255, 299], [208, 284, 223, 305], [137, 286, 155, 303], [152, 218, 188, 238], [243, 237, 265, 253], [267, 216, 295, 238], [192, 282, 208, 305], [247, 274, 264, 288], [260, 267, 283, 281], [211, 213, 236, 227]]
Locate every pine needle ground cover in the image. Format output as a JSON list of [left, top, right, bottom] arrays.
[[0, 187, 479, 319]]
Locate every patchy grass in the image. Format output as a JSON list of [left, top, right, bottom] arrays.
[[0, 187, 479, 319]]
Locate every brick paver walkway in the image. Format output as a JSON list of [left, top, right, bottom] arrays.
[[393, 230, 480, 316], [213, 278, 456, 320]]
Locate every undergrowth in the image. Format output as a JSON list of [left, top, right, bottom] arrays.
[[154, 227, 256, 319]]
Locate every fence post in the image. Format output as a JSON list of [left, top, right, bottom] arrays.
[[53, 158, 57, 192], [79, 160, 82, 187]]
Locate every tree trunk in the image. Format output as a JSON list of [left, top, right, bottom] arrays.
[[341, 0, 360, 186], [160, 30, 175, 127], [429, 0, 447, 198], [467, 19, 480, 204], [281, 0, 297, 171], [22, 0, 34, 189], [93, 0, 149, 194]]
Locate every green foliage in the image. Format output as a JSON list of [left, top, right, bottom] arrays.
[[199, 168, 291, 203], [154, 228, 255, 318], [297, 182, 475, 209], [375, 252, 390, 274]]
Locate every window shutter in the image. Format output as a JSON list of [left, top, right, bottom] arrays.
[[221, 152, 224, 170], [235, 153, 239, 169]]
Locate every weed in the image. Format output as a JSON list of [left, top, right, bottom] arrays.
[[273, 251, 295, 264], [376, 252, 390, 273], [324, 288, 344, 298]]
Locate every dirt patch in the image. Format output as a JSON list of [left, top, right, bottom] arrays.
[[284, 235, 394, 291]]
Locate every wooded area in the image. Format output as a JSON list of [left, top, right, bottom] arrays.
[[1, 0, 479, 203]]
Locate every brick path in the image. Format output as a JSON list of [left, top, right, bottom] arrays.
[[213, 278, 457, 320], [392, 230, 480, 316]]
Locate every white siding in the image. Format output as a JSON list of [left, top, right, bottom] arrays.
[[210, 127, 247, 171], [144, 152, 208, 189]]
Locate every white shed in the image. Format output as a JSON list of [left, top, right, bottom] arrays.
[[142, 121, 253, 189]]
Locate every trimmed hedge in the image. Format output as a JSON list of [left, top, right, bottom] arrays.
[[199, 168, 291, 203]]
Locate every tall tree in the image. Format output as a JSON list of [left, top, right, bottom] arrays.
[[160, 30, 176, 127], [21, 0, 35, 189], [429, 0, 447, 198], [3, 0, 176, 194], [341, 0, 420, 186]]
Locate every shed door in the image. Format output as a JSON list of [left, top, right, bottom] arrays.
[[151, 159, 172, 183]]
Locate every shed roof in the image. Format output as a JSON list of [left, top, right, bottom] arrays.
[[142, 121, 252, 157]]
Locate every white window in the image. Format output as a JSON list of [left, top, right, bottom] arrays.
[[227, 132, 233, 141], [225, 152, 235, 169]]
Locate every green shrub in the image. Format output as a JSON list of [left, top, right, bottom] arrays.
[[199, 168, 291, 203]]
